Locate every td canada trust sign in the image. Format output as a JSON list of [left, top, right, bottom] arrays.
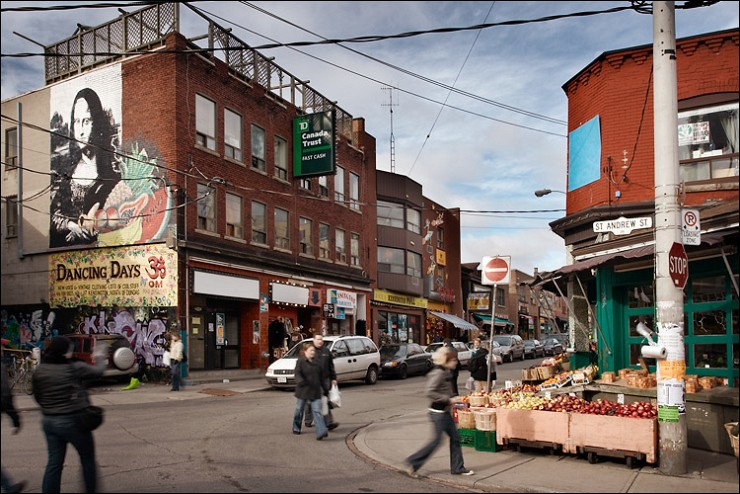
[[293, 110, 335, 178]]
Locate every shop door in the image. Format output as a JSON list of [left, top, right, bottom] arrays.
[[204, 312, 240, 370], [188, 314, 206, 370]]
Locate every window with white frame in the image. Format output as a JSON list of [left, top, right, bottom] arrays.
[[5, 127, 18, 169], [251, 124, 266, 172], [319, 223, 330, 259], [678, 102, 739, 182], [299, 217, 313, 255], [407, 251, 422, 277], [300, 178, 312, 190], [274, 136, 288, 180], [195, 94, 216, 150], [378, 246, 404, 274], [275, 207, 290, 249], [377, 200, 404, 228], [226, 192, 243, 239], [406, 207, 421, 234], [318, 175, 329, 197], [436, 227, 444, 249], [334, 166, 345, 204], [349, 172, 360, 210], [351, 233, 360, 267], [335, 228, 346, 262], [224, 109, 242, 161], [251, 201, 266, 244], [5, 195, 18, 237], [197, 183, 216, 232]]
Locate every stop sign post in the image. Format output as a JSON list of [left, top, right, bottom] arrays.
[[668, 242, 689, 289]]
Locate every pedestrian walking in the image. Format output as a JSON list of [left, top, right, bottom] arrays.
[[292, 343, 329, 440], [468, 338, 496, 392], [304, 333, 339, 430], [31, 336, 108, 493], [404, 346, 474, 477], [442, 338, 461, 395], [169, 333, 184, 392], [2, 348, 26, 494]]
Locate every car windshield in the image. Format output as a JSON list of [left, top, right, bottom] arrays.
[[524, 340, 537, 347], [380, 345, 405, 358], [493, 336, 512, 346], [281, 340, 312, 358]]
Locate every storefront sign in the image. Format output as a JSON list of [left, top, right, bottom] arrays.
[[49, 244, 178, 307], [328, 289, 356, 310], [374, 290, 428, 308], [293, 110, 335, 178], [468, 293, 490, 310]]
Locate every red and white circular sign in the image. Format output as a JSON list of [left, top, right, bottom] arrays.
[[482, 256, 510, 285]]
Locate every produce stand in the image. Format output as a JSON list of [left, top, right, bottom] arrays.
[[495, 408, 570, 454], [568, 413, 657, 466]]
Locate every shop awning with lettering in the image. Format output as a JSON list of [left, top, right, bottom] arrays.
[[472, 314, 513, 326], [429, 311, 477, 331]]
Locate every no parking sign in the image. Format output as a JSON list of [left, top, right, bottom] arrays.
[[681, 208, 701, 246]]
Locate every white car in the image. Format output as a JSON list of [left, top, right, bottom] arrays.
[[426, 341, 472, 368], [265, 335, 380, 389]]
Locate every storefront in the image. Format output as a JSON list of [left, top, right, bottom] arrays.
[[372, 289, 426, 346]]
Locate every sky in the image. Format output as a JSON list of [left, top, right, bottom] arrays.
[[2, 1, 738, 276]]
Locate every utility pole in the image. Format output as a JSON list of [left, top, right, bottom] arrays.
[[653, 1, 687, 475], [381, 87, 398, 173]]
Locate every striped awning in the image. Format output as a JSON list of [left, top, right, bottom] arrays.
[[429, 311, 477, 331]]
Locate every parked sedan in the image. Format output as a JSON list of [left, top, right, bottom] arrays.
[[542, 337, 564, 356], [426, 341, 472, 368], [379, 343, 432, 379], [523, 339, 545, 359]]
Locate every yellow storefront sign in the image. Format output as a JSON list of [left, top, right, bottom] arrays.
[[374, 290, 427, 308]]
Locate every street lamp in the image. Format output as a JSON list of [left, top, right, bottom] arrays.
[[534, 189, 566, 197]]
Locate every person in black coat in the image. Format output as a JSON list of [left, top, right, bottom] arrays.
[[292, 343, 329, 440], [443, 338, 461, 395], [468, 338, 496, 392], [304, 333, 339, 430]]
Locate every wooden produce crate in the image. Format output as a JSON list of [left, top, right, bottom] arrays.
[[569, 413, 658, 464], [537, 365, 558, 380], [495, 408, 570, 450]]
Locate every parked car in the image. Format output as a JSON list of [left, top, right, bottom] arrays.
[[492, 334, 525, 362], [426, 341, 472, 368], [523, 339, 545, 359], [67, 333, 138, 379], [380, 343, 432, 379], [542, 337, 564, 356], [265, 335, 380, 389], [465, 340, 503, 365]]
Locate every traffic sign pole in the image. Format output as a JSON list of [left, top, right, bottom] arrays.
[[487, 284, 496, 394]]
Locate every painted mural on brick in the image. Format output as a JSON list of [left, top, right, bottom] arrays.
[[49, 62, 173, 249], [49, 244, 178, 308]]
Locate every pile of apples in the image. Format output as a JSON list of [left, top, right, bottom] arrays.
[[499, 394, 657, 419]]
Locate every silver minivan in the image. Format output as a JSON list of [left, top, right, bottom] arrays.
[[265, 335, 380, 389], [492, 334, 525, 362]]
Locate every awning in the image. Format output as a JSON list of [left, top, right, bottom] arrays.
[[472, 314, 513, 326], [429, 311, 477, 331]]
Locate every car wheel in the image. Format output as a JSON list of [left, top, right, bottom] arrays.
[[520, 351, 525, 361], [399, 365, 408, 379], [365, 366, 378, 385], [112, 346, 136, 370]]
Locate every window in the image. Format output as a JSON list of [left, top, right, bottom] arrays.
[[195, 94, 216, 150], [274, 136, 288, 180], [275, 207, 290, 249], [299, 217, 313, 255], [251, 201, 266, 244], [437, 227, 444, 249], [678, 102, 739, 182], [5, 196, 18, 237], [300, 178, 312, 190], [349, 172, 360, 210], [351, 233, 360, 267], [407, 251, 422, 277], [334, 166, 345, 204], [226, 192, 243, 239], [197, 183, 216, 232], [224, 109, 242, 161], [5, 127, 18, 169], [496, 287, 506, 307], [251, 124, 266, 171], [378, 247, 404, 274], [319, 223, 330, 259], [318, 176, 329, 197], [406, 208, 421, 234], [335, 228, 346, 262], [377, 200, 404, 228]]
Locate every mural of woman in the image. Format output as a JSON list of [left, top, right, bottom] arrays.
[[50, 87, 120, 248]]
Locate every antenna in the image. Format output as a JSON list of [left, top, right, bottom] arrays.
[[381, 87, 398, 173]]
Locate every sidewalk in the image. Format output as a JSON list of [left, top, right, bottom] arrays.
[[14, 370, 738, 493]]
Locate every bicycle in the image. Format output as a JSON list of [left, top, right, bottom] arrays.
[[11, 355, 34, 395]]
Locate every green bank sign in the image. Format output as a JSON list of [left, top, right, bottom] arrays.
[[293, 111, 335, 178]]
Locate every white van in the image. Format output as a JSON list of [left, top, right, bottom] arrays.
[[265, 335, 380, 389]]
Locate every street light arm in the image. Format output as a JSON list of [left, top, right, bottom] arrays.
[[534, 189, 566, 197]]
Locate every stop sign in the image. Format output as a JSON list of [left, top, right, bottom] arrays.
[[668, 242, 689, 289], [481, 256, 510, 285]]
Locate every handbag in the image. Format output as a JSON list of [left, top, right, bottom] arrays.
[[79, 405, 105, 432], [465, 376, 475, 391], [163, 350, 171, 366], [328, 383, 342, 408]]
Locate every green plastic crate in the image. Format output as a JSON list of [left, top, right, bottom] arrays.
[[458, 428, 476, 448], [474, 430, 498, 452]]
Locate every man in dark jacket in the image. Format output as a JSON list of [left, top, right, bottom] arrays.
[[468, 338, 496, 392], [2, 351, 26, 494], [304, 333, 339, 430], [292, 343, 328, 440]]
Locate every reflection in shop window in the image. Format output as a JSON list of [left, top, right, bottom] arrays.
[[628, 285, 654, 308], [628, 315, 655, 338], [693, 310, 726, 336], [692, 276, 726, 303], [694, 343, 728, 369]]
